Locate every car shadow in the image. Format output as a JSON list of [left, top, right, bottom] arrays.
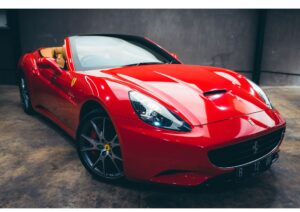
[[33, 111, 76, 148]]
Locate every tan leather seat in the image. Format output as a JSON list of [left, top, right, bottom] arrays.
[[55, 54, 65, 69], [53, 47, 66, 69], [39, 46, 66, 69], [40, 48, 55, 58]]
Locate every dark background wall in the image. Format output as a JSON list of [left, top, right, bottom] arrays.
[[1, 9, 300, 85], [18, 9, 256, 80], [0, 29, 17, 83], [0, 10, 20, 84], [261, 10, 300, 85]]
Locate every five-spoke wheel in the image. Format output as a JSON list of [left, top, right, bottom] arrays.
[[77, 110, 123, 180], [18, 74, 33, 114]]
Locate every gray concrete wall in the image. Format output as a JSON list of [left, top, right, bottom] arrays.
[[18, 9, 256, 79], [261, 10, 300, 85], [17, 9, 300, 85], [0, 10, 21, 84], [0, 31, 17, 84]]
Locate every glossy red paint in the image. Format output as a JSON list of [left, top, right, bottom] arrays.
[[19, 36, 286, 186]]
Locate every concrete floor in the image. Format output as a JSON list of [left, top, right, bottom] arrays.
[[0, 85, 299, 208]]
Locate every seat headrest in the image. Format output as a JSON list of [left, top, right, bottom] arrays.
[[39, 46, 66, 69], [40, 48, 55, 58], [56, 53, 65, 69], [54, 47, 66, 58], [40, 47, 66, 59]]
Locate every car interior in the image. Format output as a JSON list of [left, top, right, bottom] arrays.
[[39, 47, 66, 69]]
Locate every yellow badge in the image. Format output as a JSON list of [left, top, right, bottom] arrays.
[[71, 77, 77, 87]]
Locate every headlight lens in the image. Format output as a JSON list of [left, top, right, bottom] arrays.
[[247, 79, 273, 109], [129, 91, 192, 132]]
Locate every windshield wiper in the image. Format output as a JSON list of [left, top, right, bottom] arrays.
[[123, 62, 165, 67]]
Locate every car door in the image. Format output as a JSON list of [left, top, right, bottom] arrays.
[[31, 56, 60, 113], [32, 53, 78, 130], [48, 68, 80, 130]]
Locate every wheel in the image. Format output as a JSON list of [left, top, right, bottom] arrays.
[[18, 74, 34, 115], [77, 110, 124, 181]]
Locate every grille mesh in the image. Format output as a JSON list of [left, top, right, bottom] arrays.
[[208, 128, 284, 167]]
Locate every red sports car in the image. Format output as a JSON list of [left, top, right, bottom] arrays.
[[18, 34, 286, 186]]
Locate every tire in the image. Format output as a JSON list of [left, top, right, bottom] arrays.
[[18, 73, 34, 115], [77, 109, 124, 182]]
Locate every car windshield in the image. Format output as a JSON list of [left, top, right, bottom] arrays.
[[69, 35, 179, 71]]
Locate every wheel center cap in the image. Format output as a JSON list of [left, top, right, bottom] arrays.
[[104, 144, 111, 152]]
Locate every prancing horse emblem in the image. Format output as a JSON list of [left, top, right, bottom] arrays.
[[71, 77, 77, 87], [252, 141, 258, 154]]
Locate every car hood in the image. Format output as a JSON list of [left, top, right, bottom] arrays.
[[99, 64, 267, 126]]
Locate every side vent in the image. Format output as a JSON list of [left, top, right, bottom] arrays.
[[203, 89, 227, 97]]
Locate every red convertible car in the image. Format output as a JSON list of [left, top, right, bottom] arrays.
[[18, 34, 286, 186]]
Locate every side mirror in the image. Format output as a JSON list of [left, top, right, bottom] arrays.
[[170, 52, 179, 60], [37, 57, 63, 75]]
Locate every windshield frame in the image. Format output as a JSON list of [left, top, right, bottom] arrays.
[[68, 34, 181, 72]]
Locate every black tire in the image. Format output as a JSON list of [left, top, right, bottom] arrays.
[[18, 73, 34, 115], [77, 109, 124, 182]]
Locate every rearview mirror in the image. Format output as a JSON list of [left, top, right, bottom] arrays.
[[37, 57, 63, 75], [170, 52, 179, 60]]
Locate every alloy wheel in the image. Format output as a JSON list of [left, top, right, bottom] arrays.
[[78, 116, 123, 179], [20, 77, 30, 109]]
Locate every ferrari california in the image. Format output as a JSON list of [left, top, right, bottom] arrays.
[[18, 34, 286, 186]]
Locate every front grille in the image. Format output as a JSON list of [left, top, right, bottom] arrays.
[[208, 128, 285, 167]]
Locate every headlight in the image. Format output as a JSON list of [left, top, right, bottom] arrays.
[[129, 91, 192, 132], [247, 79, 273, 109]]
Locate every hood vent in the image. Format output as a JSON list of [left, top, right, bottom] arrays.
[[203, 89, 227, 97]]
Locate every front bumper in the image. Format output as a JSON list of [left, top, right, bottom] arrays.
[[114, 108, 286, 186]]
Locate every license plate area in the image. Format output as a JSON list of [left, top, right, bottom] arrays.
[[235, 153, 278, 178]]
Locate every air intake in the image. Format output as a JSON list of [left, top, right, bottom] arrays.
[[203, 89, 227, 97], [208, 128, 285, 168]]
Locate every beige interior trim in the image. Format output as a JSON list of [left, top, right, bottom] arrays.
[[40, 48, 55, 58], [39, 46, 66, 69]]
